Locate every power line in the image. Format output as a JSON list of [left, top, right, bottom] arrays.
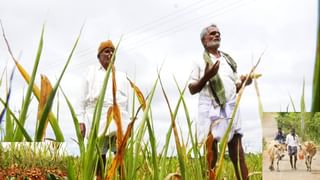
[[42, 0, 254, 74], [123, 0, 251, 51], [40, 0, 225, 72]]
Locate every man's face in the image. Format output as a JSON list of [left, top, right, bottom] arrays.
[[204, 26, 221, 49], [98, 47, 114, 68]]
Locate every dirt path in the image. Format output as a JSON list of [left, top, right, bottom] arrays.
[[262, 113, 320, 180]]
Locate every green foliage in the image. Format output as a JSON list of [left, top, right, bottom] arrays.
[[0, 142, 262, 179], [275, 112, 320, 144], [14, 25, 45, 141], [306, 113, 320, 143], [0, 26, 264, 180], [0, 142, 75, 178], [35, 26, 82, 141]]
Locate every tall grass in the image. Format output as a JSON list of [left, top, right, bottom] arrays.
[[0, 142, 74, 179], [0, 21, 68, 142], [0, 24, 263, 180]]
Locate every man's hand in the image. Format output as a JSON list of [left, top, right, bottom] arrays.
[[204, 60, 220, 81], [240, 74, 252, 86], [188, 60, 220, 95], [236, 74, 252, 92], [79, 123, 86, 138]]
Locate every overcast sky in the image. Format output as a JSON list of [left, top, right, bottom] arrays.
[[0, 0, 318, 154]]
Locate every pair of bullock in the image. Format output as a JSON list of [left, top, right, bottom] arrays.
[[267, 140, 317, 172]]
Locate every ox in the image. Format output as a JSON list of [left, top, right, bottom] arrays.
[[301, 141, 317, 172], [267, 140, 286, 171]]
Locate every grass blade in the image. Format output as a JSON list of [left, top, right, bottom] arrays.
[[127, 77, 146, 111], [111, 65, 124, 149], [289, 94, 297, 112], [35, 26, 83, 141], [36, 75, 53, 140], [215, 54, 262, 180], [174, 77, 202, 179], [1, 22, 64, 141], [312, 8, 320, 112], [106, 114, 137, 180], [6, 24, 44, 141], [253, 76, 264, 120], [134, 75, 159, 180], [2, 68, 15, 140], [60, 87, 85, 156], [158, 73, 186, 180], [0, 98, 32, 141], [300, 78, 306, 141], [67, 158, 76, 180]]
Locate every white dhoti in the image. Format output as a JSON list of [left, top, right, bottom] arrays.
[[196, 95, 242, 143]]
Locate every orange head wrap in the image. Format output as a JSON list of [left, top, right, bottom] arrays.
[[97, 40, 115, 55]]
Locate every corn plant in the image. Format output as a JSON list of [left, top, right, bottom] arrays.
[[215, 53, 263, 180], [312, 3, 320, 112], [0, 23, 263, 180]]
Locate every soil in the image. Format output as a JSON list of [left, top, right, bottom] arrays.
[[0, 165, 67, 180]]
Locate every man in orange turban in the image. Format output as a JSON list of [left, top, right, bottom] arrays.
[[79, 40, 130, 180]]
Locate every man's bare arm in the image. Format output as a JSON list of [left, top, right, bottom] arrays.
[[189, 61, 220, 95]]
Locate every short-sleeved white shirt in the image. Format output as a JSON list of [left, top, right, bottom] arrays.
[[286, 133, 299, 147], [190, 52, 242, 142]]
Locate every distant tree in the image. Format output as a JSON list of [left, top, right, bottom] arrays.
[[275, 112, 319, 144]]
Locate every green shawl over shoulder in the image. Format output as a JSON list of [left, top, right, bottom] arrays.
[[203, 51, 237, 108]]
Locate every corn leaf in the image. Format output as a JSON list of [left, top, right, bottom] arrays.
[[158, 73, 186, 180], [60, 87, 85, 156], [36, 75, 53, 141], [4, 105, 13, 141], [67, 158, 76, 180], [300, 78, 306, 141], [127, 77, 146, 110], [10, 25, 44, 141], [127, 81, 147, 180], [0, 98, 32, 141], [0, 68, 14, 125], [253, 77, 264, 120], [2, 68, 15, 140], [289, 94, 297, 112], [8, 59, 63, 141], [111, 65, 124, 148], [312, 9, 320, 112], [1, 22, 64, 141], [35, 26, 83, 141], [134, 75, 159, 180], [99, 106, 114, 137], [215, 55, 262, 180], [206, 133, 214, 172], [106, 114, 137, 180], [173, 77, 202, 179]]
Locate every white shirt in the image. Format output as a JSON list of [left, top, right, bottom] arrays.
[[190, 54, 239, 107], [79, 64, 130, 137], [190, 52, 242, 142], [286, 133, 299, 147]]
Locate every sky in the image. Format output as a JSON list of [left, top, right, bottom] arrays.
[[0, 0, 318, 154]]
